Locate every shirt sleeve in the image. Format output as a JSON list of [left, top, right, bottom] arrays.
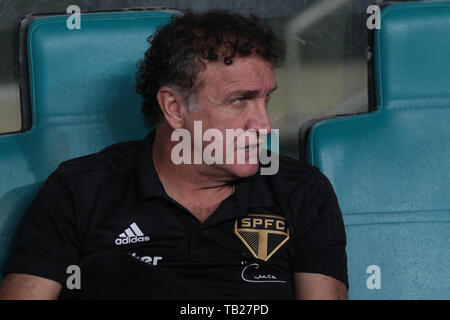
[[292, 169, 348, 288], [3, 168, 81, 285]]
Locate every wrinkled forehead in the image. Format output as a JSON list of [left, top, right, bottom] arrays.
[[204, 55, 275, 91]]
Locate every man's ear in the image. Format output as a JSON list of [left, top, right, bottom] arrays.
[[157, 86, 186, 129]]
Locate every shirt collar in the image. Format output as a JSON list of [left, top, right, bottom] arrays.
[[234, 173, 276, 209], [136, 129, 167, 201], [136, 129, 276, 209]]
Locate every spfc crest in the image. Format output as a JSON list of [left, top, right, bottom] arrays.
[[234, 214, 290, 261]]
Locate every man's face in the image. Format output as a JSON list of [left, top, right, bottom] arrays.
[[182, 53, 277, 179]]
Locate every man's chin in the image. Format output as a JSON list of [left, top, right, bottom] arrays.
[[226, 163, 260, 178]]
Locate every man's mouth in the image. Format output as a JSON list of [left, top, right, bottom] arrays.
[[239, 139, 264, 150], [238, 143, 259, 151]]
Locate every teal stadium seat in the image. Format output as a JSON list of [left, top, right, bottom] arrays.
[[0, 9, 180, 281], [302, 1, 450, 299]]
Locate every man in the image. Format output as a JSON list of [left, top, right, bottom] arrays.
[[0, 10, 347, 299]]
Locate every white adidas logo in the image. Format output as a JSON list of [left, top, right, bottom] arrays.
[[115, 222, 150, 246]]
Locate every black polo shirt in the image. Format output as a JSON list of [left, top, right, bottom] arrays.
[[4, 130, 348, 299]]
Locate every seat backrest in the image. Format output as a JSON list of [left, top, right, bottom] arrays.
[[0, 9, 180, 279], [306, 1, 450, 299]]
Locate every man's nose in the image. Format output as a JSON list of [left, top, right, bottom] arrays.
[[246, 99, 272, 134]]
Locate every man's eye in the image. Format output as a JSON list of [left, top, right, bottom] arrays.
[[233, 97, 246, 104]]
